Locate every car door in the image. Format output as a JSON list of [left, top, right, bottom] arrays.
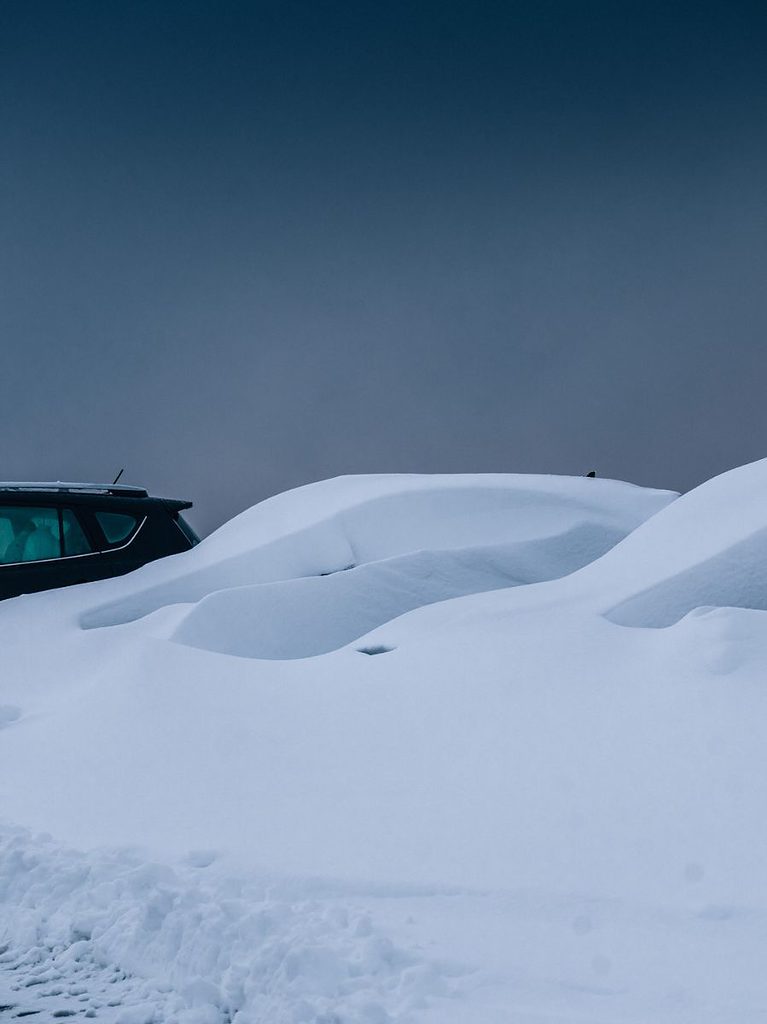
[[0, 504, 98, 599]]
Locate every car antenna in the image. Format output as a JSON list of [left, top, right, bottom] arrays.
[[112, 468, 125, 485]]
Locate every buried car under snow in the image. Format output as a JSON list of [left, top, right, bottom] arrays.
[[0, 482, 199, 600]]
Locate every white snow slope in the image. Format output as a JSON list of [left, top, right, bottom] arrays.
[[1, 466, 766, 1023]]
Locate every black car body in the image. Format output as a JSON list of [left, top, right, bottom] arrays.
[[0, 482, 200, 600]]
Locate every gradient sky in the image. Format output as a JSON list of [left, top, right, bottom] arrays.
[[2, 1, 766, 533]]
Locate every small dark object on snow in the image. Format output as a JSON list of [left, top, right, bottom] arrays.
[[586, 470, 597, 478]]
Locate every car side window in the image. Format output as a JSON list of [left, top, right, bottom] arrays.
[[61, 509, 93, 556], [94, 511, 138, 545], [0, 507, 61, 564]]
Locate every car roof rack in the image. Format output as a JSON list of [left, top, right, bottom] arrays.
[[0, 482, 150, 498]]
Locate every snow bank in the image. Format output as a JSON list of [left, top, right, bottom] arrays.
[[78, 472, 671, 630], [171, 525, 622, 660], [8, 465, 767, 1022], [600, 459, 767, 626], [0, 826, 450, 1024]]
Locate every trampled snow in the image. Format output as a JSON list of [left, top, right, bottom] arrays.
[[2, 468, 767, 1022]]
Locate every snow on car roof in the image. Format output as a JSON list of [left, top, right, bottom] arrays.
[[0, 481, 149, 497]]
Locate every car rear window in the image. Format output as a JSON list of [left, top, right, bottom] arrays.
[[95, 511, 138, 544]]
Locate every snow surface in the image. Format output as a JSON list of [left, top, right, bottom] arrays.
[[3, 467, 766, 1022]]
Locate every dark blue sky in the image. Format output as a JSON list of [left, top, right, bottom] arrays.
[[2, 1, 766, 532]]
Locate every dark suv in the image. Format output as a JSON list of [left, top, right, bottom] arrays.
[[0, 482, 200, 600]]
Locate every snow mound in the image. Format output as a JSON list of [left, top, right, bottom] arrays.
[[172, 525, 622, 660], [23, 468, 767, 1024], [603, 459, 767, 626], [0, 826, 454, 1024], [81, 473, 673, 639]]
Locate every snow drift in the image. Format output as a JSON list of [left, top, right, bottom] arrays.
[[79, 473, 668, 632], [601, 460, 767, 626], [3, 465, 767, 1023]]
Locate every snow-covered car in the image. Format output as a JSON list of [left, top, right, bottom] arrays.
[[0, 481, 199, 600]]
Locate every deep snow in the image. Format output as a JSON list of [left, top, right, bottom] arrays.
[[2, 467, 767, 1022]]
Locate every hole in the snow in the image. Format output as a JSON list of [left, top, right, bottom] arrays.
[[16, 1012, 42, 1018], [52, 1013, 76, 1018], [0, 705, 21, 729], [357, 644, 395, 655]]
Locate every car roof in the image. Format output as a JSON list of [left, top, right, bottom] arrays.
[[0, 481, 149, 497], [0, 483, 194, 511]]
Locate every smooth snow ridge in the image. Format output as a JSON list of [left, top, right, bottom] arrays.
[[172, 525, 624, 660], [599, 460, 767, 627], [79, 474, 672, 655]]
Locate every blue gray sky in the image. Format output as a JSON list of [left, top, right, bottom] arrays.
[[2, 1, 766, 533]]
